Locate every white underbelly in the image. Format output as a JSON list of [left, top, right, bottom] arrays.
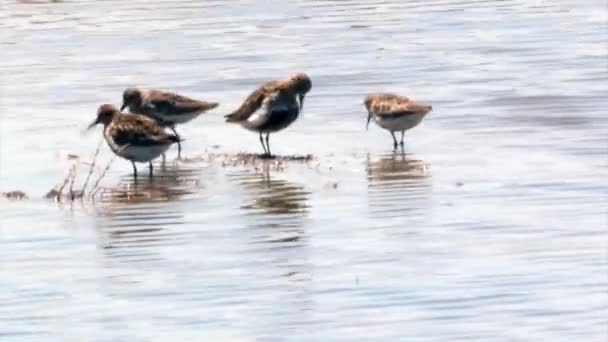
[[105, 133, 171, 162], [241, 112, 297, 133], [151, 111, 202, 125], [374, 113, 426, 132], [120, 144, 171, 162], [241, 94, 299, 133], [242, 109, 269, 131]]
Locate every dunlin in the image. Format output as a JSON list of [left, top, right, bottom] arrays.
[[225, 73, 312, 156], [364, 93, 432, 149], [121, 88, 218, 157], [88, 104, 180, 177]]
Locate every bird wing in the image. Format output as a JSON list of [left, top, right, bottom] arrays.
[[268, 89, 299, 114], [367, 94, 430, 118], [225, 80, 282, 122], [110, 114, 179, 146], [147, 91, 218, 116]]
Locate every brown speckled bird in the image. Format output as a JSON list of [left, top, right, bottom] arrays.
[[121, 88, 218, 157], [88, 104, 180, 177], [225, 73, 312, 156], [364, 93, 432, 149]]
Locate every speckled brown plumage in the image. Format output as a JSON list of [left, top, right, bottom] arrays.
[[88, 104, 179, 177], [106, 113, 180, 147], [364, 93, 432, 118], [122, 88, 218, 123], [364, 93, 432, 150], [225, 73, 311, 123], [224, 73, 312, 156], [121, 88, 218, 157]]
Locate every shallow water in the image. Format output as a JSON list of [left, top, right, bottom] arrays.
[[1, 0, 607, 340]]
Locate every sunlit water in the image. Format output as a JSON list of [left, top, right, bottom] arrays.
[[1, 0, 607, 340]]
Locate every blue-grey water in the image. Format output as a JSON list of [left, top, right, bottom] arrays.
[[1, 0, 607, 340]]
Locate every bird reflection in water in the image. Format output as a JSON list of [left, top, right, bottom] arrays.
[[229, 164, 313, 317], [229, 163, 311, 260], [366, 152, 432, 222], [231, 164, 310, 219], [92, 163, 201, 264], [97, 163, 200, 204]]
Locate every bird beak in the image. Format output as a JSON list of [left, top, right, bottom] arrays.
[[87, 118, 100, 130], [366, 113, 372, 130], [120, 102, 127, 111], [298, 94, 305, 111]]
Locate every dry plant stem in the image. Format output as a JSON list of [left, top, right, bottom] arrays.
[[56, 163, 77, 201], [90, 155, 116, 198], [68, 161, 80, 200], [54, 178, 69, 200], [82, 137, 104, 194], [90, 145, 128, 198]]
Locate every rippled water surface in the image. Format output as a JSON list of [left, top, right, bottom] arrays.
[[1, 0, 607, 340]]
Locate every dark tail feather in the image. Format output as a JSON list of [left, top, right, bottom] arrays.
[[200, 102, 219, 111], [206, 102, 220, 110], [224, 112, 240, 123], [169, 135, 182, 143]]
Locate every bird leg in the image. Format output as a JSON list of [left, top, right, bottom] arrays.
[[259, 132, 268, 156], [390, 131, 398, 150], [148, 161, 153, 177], [169, 126, 182, 159], [131, 161, 138, 178], [265, 133, 271, 157], [400, 130, 405, 147]]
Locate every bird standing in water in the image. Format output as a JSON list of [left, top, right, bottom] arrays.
[[364, 93, 432, 150], [225, 73, 312, 157], [88, 104, 180, 177], [121, 88, 218, 158]]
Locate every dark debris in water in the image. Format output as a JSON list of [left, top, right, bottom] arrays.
[[1, 190, 28, 200], [236, 153, 314, 162], [323, 181, 339, 190], [181, 152, 314, 171], [17, 147, 318, 203], [44, 188, 85, 201], [44, 189, 61, 200]]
